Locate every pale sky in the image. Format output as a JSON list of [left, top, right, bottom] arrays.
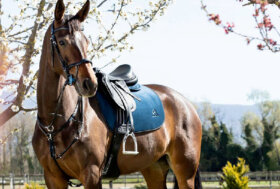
[[115, 0, 280, 105], [3, 0, 280, 105]]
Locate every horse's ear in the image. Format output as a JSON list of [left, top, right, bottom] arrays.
[[74, 0, 90, 22], [55, 0, 65, 23]]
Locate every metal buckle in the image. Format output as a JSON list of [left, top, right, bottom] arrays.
[[47, 125, 54, 133], [47, 133, 52, 141], [122, 131, 139, 155]]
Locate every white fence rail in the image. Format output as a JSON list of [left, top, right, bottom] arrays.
[[1, 171, 280, 188]]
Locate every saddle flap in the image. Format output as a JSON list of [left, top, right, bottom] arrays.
[[101, 75, 136, 111]]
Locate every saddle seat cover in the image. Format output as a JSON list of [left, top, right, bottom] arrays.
[[96, 84, 165, 133]]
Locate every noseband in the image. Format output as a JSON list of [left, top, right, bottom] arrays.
[[50, 22, 92, 85], [36, 21, 94, 187]]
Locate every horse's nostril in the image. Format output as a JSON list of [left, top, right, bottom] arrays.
[[83, 78, 93, 92]]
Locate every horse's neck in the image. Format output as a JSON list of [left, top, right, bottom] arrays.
[[37, 65, 78, 125]]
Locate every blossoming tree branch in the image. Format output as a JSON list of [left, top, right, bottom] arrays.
[[0, 0, 173, 127], [200, 0, 280, 51]]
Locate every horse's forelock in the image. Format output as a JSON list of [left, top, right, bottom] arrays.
[[64, 15, 82, 35]]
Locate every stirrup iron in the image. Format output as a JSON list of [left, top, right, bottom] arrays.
[[122, 131, 139, 155]]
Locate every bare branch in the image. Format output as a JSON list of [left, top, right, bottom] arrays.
[[7, 27, 33, 38], [96, 0, 126, 51], [0, 80, 19, 86], [20, 107, 37, 112], [243, 0, 280, 8], [0, 128, 21, 145], [9, 40, 27, 45], [104, 1, 167, 51], [97, 0, 108, 8], [25, 70, 38, 95]]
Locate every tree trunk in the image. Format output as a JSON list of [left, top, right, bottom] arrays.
[[0, 0, 46, 127], [0, 105, 18, 126]]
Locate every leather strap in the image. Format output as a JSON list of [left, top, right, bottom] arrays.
[[50, 22, 92, 86], [37, 81, 84, 187]]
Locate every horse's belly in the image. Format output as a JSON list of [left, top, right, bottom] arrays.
[[117, 125, 169, 174]]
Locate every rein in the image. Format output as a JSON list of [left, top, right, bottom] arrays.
[[36, 21, 92, 187]]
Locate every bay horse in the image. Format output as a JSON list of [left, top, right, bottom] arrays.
[[32, 0, 202, 188]]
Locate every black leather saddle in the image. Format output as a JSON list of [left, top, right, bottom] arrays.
[[99, 64, 139, 112], [108, 64, 138, 86]]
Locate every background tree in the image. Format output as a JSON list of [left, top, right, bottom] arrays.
[[198, 102, 245, 171], [0, 113, 42, 175], [241, 90, 280, 170], [0, 0, 174, 126]]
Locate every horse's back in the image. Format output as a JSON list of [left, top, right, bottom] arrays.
[[147, 84, 202, 136]]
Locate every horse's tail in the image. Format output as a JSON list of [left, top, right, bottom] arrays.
[[173, 167, 203, 189], [173, 176, 179, 189], [195, 167, 203, 189]]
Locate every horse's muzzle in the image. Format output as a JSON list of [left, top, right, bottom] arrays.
[[79, 78, 97, 97]]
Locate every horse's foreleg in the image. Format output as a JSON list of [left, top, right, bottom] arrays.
[[82, 165, 102, 189], [44, 170, 68, 189], [84, 180, 102, 189], [141, 157, 169, 189]]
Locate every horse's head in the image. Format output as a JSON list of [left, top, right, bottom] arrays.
[[50, 0, 97, 97]]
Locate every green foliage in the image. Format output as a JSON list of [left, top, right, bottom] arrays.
[[241, 99, 280, 171], [0, 113, 43, 175], [200, 96, 280, 172], [134, 184, 147, 189], [24, 182, 45, 189], [221, 158, 249, 189], [200, 115, 244, 171]]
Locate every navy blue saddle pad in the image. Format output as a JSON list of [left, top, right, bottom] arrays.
[[96, 84, 165, 133]]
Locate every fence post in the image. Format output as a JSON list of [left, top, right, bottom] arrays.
[[109, 181, 113, 189], [10, 173, 14, 189], [270, 171, 272, 189], [124, 175, 126, 187], [24, 174, 27, 184], [2, 176, 4, 189]]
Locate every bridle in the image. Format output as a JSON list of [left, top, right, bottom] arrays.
[[36, 21, 93, 187], [50, 21, 92, 85]]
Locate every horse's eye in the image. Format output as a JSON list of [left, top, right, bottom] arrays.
[[59, 40, 65, 46]]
